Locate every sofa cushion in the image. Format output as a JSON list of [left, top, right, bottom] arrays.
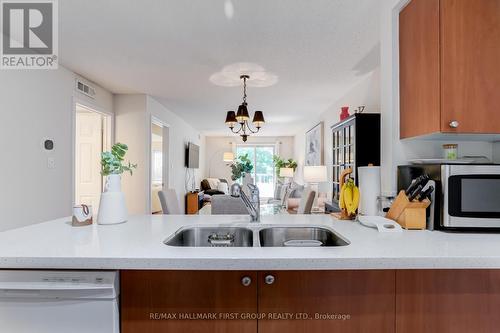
[[206, 178, 220, 190], [289, 182, 305, 198], [217, 182, 229, 194], [201, 179, 211, 191]]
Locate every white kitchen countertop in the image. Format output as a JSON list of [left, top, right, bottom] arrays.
[[1, 214, 500, 270]]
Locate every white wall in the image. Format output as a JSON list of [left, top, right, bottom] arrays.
[[114, 95, 204, 214], [379, 0, 496, 195], [205, 136, 294, 182], [0, 66, 113, 231], [114, 95, 149, 214], [293, 69, 381, 192]]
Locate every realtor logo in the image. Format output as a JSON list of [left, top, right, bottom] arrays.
[[1, 0, 58, 69]]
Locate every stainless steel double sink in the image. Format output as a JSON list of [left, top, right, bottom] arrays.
[[164, 225, 350, 248]]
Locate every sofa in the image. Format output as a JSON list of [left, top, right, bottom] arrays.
[[200, 178, 229, 196], [210, 195, 248, 215]]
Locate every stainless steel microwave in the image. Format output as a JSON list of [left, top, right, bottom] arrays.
[[398, 164, 500, 230]]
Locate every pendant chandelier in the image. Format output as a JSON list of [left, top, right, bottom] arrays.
[[225, 75, 265, 142]]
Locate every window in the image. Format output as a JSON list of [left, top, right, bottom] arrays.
[[236, 145, 275, 198]]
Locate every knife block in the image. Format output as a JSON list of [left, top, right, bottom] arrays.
[[385, 190, 430, 230]]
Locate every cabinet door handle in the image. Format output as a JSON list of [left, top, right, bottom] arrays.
[[241, 276, 252, 287], [264, 275, 275, 285], [449, 120, 460, 128]]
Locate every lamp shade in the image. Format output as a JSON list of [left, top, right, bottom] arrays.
[[236, 103, 250, 122], [303, 165, 327, 183], [225, 111, 237, 127], [252, 111, 265, 128], [279, 167, 294, 178], [223, 152, 234, 162]]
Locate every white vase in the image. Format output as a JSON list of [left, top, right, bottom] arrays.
[[106, 173, 122, 192], [97, 174, 128, 225]]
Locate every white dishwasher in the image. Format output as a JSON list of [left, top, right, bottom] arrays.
[[0, 270, 119, 333]]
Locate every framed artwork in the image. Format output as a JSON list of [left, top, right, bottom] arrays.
[[305, 122, 324, 166]]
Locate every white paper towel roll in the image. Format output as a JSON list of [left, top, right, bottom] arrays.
[[357, 166, 381, 216]]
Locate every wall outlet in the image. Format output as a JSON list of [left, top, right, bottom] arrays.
[[47, 157, 56, 169]]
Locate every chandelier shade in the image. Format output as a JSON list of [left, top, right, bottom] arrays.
[[236, 103, 250, 122], [225, 111, 237, 127], [252, 111, 265, 128]]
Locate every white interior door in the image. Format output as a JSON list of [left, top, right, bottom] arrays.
[[75, 109, 103, 212]]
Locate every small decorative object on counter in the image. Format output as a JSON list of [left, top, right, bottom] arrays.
[[331, 168, 359, 220], [340, 106, 350, 121], [443, 144, 458, 160], [97, 143, 137, 225], [72, 204, 93, 226]]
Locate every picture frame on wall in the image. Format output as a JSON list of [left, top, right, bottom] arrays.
[[305, 122, 324, 166]]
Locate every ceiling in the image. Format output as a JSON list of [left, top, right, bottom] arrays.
[[59, 0, 380, 136]]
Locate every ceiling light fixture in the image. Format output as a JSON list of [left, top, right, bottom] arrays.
[[225, 75, 265, 142]]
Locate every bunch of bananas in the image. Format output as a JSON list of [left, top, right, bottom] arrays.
[[339, 178, 360, 216]]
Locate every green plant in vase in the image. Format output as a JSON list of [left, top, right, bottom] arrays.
[[231, 153, 254, 181], [101, 143, 137, 176], [98, 142, 137, 225]]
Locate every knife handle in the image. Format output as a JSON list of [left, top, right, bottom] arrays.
[[408, 185, 423, 202]]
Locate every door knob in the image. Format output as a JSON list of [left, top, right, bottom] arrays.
[[264, 274, 275, 285], [449, 120, 459, 128], [241, 276, 252, 287]]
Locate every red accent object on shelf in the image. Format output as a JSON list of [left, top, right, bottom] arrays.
[[340, 106, 350, 120]]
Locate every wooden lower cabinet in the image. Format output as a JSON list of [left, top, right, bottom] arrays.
[[120, 270, 258, 333], [396, 270, 500, 333], [258, 270, 396, 333], [121, 269, 500, 333]]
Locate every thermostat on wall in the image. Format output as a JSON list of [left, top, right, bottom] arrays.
[[42, 138, 54, 151]]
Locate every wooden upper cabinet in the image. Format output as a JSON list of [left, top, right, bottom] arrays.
[[257, 270, 396, 333], [440, 0, 500, 133], [399, 0, 441, 139], [121, 270, 258, 333], [399, 0, 500, 138]]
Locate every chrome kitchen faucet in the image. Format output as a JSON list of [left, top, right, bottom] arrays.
[[230, 183, 260, 222]]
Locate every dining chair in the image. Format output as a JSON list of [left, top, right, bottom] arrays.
[[158, 189, 181, 214], [296, 188, 316, 214]]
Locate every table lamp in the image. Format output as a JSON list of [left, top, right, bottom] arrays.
[[303, 165, 327, 211], [223, 152, 234, 162], [279, 167, 294, 180]]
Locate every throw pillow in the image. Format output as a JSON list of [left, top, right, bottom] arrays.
[[207, 178, 220, 190], [217, 182, 229, 195]]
